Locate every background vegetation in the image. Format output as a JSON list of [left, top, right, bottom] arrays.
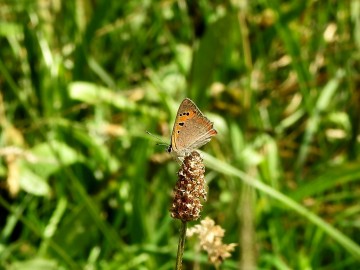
[[1, 0, 360, 269]]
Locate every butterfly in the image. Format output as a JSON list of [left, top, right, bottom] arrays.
[[167, 98, 217, 159]]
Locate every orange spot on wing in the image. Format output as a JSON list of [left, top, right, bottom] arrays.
[[209, 129, 217, 135]]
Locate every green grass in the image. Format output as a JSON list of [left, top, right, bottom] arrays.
[[1, 0, 360, 269]]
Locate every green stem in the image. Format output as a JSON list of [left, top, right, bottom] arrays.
[[175, 220, 187, 270]]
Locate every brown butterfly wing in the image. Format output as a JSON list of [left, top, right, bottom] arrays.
[[170, 98, 217, 157]]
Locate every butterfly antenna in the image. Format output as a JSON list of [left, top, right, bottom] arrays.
[[146, 131, 170, 153], [156, 142, 168, 146], [146, 131, 167, 144]]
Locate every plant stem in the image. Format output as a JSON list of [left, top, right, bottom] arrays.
[[175, 220, 187, 270]]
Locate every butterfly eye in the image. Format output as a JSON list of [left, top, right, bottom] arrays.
[[167, 145, 172, 153]]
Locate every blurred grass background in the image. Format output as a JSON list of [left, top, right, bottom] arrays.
[[1, 0, 360, 269]]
